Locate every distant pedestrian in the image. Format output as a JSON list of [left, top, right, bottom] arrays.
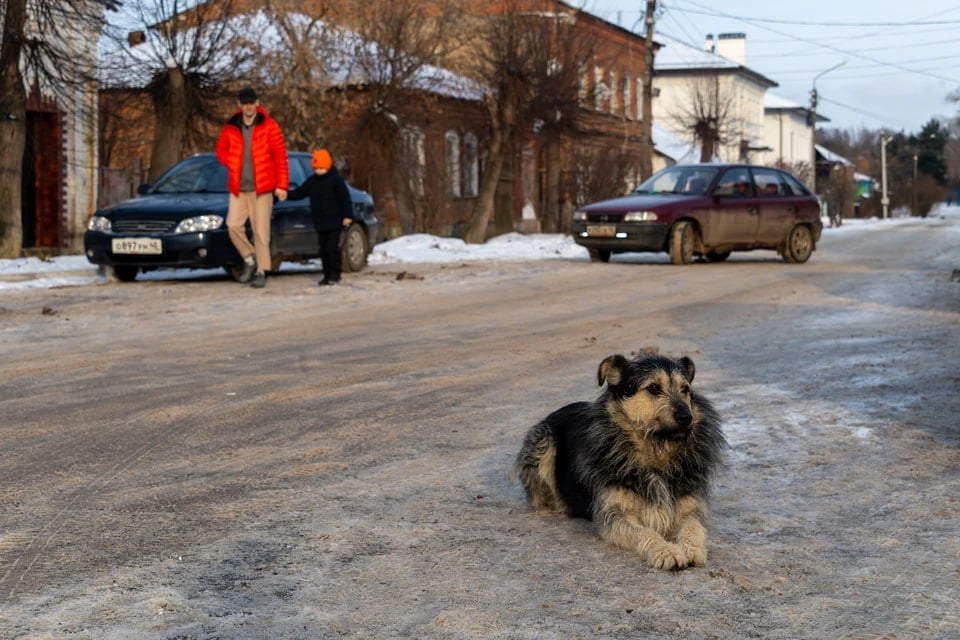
[[287, 149, 354, 286], [215, 87, 289, 288]]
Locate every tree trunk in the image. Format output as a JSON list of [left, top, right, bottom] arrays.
[[147, 67, 190, 182], [464, 137, 504, 243], [700, 131, 716, 163], [541, 138, 561, 233], [465, 93, 515, 244], [0, 0, 28, 258], [390, 165, 418, 235]]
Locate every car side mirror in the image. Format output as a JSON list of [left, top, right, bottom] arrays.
[[136, 184, 151, 195]]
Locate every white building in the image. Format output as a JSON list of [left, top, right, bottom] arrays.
[[761, 93, 826, 184], [18, 0, 106, 252], [652, 32, 777, 163]]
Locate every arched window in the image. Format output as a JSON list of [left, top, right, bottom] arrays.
[[445, 130, 461, 197], [621, 74, 631, 118], [401, 126, 425, 197], [463, 133, 479, 197]]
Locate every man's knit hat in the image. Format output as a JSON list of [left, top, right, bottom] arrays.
[[312, 149, 333, 171]]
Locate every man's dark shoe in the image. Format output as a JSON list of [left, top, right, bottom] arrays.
[[239, 254, 256, 283], [251, 271, 266, 288], [319, 277, 340, 286]]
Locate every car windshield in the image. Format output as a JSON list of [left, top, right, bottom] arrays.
[[633, 166, 719, 196], [150, 157, 229, 194]]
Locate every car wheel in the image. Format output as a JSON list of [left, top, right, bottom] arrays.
[[112, 265, 139, 282], [705, 249, 731, 263], [225, 264, 247, 282], [340, 224, 369, 273], [588, 248, 611, 263], [669, 221, 696, 265], [784, 225, 814, 263]]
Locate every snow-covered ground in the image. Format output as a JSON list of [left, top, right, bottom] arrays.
[[1, 204, 956, 292]]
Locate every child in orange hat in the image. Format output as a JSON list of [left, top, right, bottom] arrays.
[[288, 149, 355, 285]]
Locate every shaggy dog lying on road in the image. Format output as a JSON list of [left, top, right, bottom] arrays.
[[516, 353, 726, 570]]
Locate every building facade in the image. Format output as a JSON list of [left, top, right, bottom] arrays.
[[19, 2, 105, 253]]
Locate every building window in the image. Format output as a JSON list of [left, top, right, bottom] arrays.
[[445, 130, 461, 197], [636, 78, 644, 120], [578, 63, 587, 106], [401, 125, 425, 197], [594, 66, 607, 110], [622, 74, 630, 118], [610, 70, 618, 114], [463, 133, 479, 197]]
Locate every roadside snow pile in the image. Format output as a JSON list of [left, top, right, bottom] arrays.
[[369, 232, 589, 264]]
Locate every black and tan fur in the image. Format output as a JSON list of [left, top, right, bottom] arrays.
[[516, 353, 726, 570]]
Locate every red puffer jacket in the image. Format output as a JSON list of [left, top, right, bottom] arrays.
[[215, 107, 289, 196]]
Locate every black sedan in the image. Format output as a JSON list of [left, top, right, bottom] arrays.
[[572, 163, 822, 264], [84, 152, 378, 282]]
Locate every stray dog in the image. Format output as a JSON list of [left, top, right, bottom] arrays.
[[516, 353, 726, 570]]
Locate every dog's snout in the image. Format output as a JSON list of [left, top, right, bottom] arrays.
[[673, 402, 692, 427]]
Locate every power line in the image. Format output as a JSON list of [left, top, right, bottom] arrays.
[[668, 0, 960, 84], [675, 4, 960, 27]]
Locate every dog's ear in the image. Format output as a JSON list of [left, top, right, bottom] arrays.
[[598, 355, 629, 387], [678, 356, 696, 382]]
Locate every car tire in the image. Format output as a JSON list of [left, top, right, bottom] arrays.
[[340, 223, 369, 273], [112, 265, 139, 282], [784, 225, 814, 264], [225, 264, 248, 282], [705, 249, 731, 263], [669, 221, 696, 265], [588, 248, 611, 263]]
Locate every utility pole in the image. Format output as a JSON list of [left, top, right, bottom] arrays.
[[641, 0, 656, 179], [809, 61, 845, 191], [880, 131, 891, 220]]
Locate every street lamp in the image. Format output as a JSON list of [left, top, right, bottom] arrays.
[[810, 61, 846, 189], [880, 130, 891, 220]]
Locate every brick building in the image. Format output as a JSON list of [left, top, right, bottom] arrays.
[[98, 0, 654, 240]]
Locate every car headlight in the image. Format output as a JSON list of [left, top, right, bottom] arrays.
[[572, 210, 587, 222], [623, 211, 658, 222], [87, 215, 112, 232], [174, 215, 224, 233]]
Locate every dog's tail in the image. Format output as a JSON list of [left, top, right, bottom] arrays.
[[516, 421, 561, 512]]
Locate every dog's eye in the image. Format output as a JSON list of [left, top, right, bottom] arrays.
[[646, 384, 662, 395], [680, 384, 691, 395]]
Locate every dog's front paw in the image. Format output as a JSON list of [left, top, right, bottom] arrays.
[[647, 542, 690, 570], [681, 543, 707, 567]]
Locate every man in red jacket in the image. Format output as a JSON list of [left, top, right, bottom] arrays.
[[215, 87, 289, 288]]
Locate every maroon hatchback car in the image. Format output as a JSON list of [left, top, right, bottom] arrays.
[[572, 163, 823, 264]]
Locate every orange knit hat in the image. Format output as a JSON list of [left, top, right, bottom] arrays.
[[312, 149, 333, 171]]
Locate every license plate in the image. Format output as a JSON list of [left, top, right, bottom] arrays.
[[587, 224, 616, 238], [112, 237, 162, 255]]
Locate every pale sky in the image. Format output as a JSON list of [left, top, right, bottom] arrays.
[[581, 0, 960, 134]]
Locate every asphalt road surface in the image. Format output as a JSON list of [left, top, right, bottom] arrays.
[[1, 216, 958, 639]]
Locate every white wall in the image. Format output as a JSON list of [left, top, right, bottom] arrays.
[[652, 72, 769, 162]]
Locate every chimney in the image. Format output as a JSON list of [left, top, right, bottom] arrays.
[[716, 33, 746, 65], [704, 33, 715, 54]]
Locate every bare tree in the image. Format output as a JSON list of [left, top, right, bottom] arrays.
[[462, 0, 594, 243], [242, 1, 343, 150], [529, 10, 597, 233], [574, 146, 635, 205], [0, 0, 117, 257], [666, 75, 737, 163], [344, 0, 466, 234], [100, 0, 255, 181]]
